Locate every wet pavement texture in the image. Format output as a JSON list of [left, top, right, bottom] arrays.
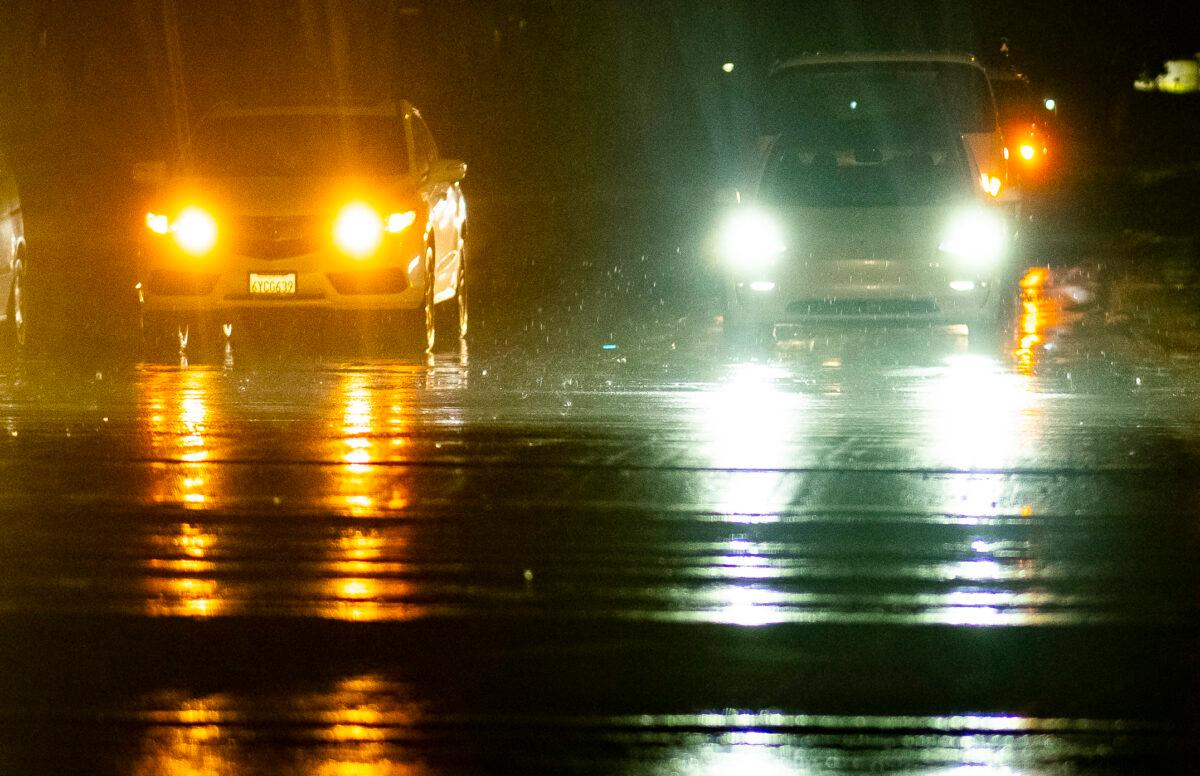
[[0, 251, 1198, 774]]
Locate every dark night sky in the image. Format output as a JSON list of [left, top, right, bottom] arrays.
[[0, 0, 1195, 187]]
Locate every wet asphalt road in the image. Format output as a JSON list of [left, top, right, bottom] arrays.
[[0, 258, 1197, 774], [1, 175, 1199, 773]]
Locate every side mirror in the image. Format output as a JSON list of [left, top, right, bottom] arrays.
[[132, 161, 168, 185], [426, 158, 467, 184]]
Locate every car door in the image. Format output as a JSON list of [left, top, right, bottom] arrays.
[[410, 112, 460, 303]]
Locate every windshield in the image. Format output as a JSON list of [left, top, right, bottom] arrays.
[[759, 117, 971, 207], [188, 114, 409, 177], [765, 62, 997, 135]]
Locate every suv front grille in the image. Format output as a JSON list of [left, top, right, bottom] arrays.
[[229, 215, 326, 259], [786, 299, 940, 317]]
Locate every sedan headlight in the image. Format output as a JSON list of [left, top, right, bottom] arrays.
[[938, 208, 1007, 264], [334, 202, 385, 258], [719, 209, 786, 269], [146, 207, 219, 256], [385, 210, 417, 234]]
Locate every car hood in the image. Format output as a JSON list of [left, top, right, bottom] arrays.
[[160, 176, 418, 217]]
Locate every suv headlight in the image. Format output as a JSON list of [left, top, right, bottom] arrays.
[[719, 209, 786, 269], [938, 208, 1007, 264]]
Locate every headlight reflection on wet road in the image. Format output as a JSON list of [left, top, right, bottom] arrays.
[[131, 676, 424, 775], [920, 353, 1042, 472], [693, 362, 804, 519], [0, 303, 1192, 772], [124, 691, 1166, 775], [688, 363, 806, 626], [143, 367, 224, 508]]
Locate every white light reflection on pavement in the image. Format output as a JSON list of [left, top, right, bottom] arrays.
[[688, 363, 806, 626], [693, 362, 805, 521], [921, 354, 1042, 472], [919, 354, 1045, 626]]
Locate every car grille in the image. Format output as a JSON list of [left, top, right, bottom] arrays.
[[229, 215, 326, 259], [786, 299, 940, 317], [148, 270, 220, 296], [327, 268, 409, 295]]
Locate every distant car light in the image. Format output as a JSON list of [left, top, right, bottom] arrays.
[[719, 209, 786, 269], [949, 280, 976, 291], [172, 207, 219, 256], [939, 209, 1007, 264], [749, 281, 776, 292], [334, 203, 384, 258]]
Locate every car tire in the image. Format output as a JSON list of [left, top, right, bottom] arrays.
[[408, 241, 436, 355], [141, 313, 194, 361], [5, 254, 27, 352], [434, 239, 468, 344]]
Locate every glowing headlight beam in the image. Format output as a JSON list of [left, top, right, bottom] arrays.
[[939, 209, 1007, 264], [146, 212, 170, 235], [172, 207, 219, 256], [979, 172, 1002, 197], [719, 209, 786, 269], [385, 210, 417, 234], [334, 203, 385, 258]]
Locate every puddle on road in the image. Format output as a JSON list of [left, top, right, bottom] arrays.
[[103, 682, 1184, 774]]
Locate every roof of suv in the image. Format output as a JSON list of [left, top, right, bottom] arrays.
[[771, 51, 984, 75]]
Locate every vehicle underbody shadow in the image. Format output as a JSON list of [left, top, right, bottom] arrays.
[[138, 310, 434, 366]]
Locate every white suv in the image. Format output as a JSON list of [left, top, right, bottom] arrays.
[[720, 52, 1016, 343], [139, 101, 467, 353]]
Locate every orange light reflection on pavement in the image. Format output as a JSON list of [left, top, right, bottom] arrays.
[[1014, 267, 1052, 375]]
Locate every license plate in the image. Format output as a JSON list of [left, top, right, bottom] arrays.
[[248, 272, 297, 296]]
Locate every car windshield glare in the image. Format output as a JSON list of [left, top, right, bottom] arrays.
[[764, 62, 995, 136], [759, 117, 972, 207], [187, 114, 409, 178]]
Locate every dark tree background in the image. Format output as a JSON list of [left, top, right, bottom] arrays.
[[1, 0, 1194, 191]]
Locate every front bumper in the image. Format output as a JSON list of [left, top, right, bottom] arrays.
[[140, 238, 426, 314], [729, 256, 1006, 326]]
